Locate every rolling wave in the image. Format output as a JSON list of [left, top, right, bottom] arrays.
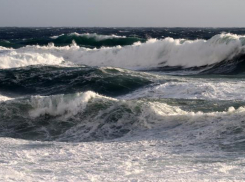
[[0, 66, 152, 97], [1, 33, 245, 74], [1, 91, 245, 145]]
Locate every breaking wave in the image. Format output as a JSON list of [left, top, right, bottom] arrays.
[[1, 33, 245, 74], [0, 91, 245, 146]]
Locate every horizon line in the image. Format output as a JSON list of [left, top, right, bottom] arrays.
[[1, 26, 245, 29]]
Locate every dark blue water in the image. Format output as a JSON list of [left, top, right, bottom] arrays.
[[1, 27, 245, 48]]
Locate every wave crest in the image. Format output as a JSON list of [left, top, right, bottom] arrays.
[[51, 32, 127, 40]]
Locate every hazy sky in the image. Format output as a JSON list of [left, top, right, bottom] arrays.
[[0, 0, 245, 27]]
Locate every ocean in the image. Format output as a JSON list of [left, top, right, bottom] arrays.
[[1, 27, 245, 181]]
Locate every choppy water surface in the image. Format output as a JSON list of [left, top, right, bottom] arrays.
[[1, 28, 245, 181]]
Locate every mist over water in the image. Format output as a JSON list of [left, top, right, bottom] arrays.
[[1, 28, 245, 181]]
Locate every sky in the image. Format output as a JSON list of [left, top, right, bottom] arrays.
[[0, 0, 245, 27]]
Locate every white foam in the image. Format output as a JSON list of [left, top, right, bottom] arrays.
[[0, 49, 69, 69], [1, 33, 244, 69], [0, 46, 13, 50], [29, 91, 115, 118], [120, 79, 245, 101], [0, 94, 12, 102], [51, 32, 126, 40], [50, 34, 64, 39], [29, 91, 96, 117], [1, 137, 245, 182]]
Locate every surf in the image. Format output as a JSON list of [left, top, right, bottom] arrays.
[[0, 91, 245, 145], [1, 33, 245, 74]]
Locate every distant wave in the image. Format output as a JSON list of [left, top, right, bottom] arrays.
[[50, 32, 127, 40], [49, 32, 144, 48], [0, 33, 144, 49]]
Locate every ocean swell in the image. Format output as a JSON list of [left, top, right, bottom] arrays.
[[0, 66, 152, 96]]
